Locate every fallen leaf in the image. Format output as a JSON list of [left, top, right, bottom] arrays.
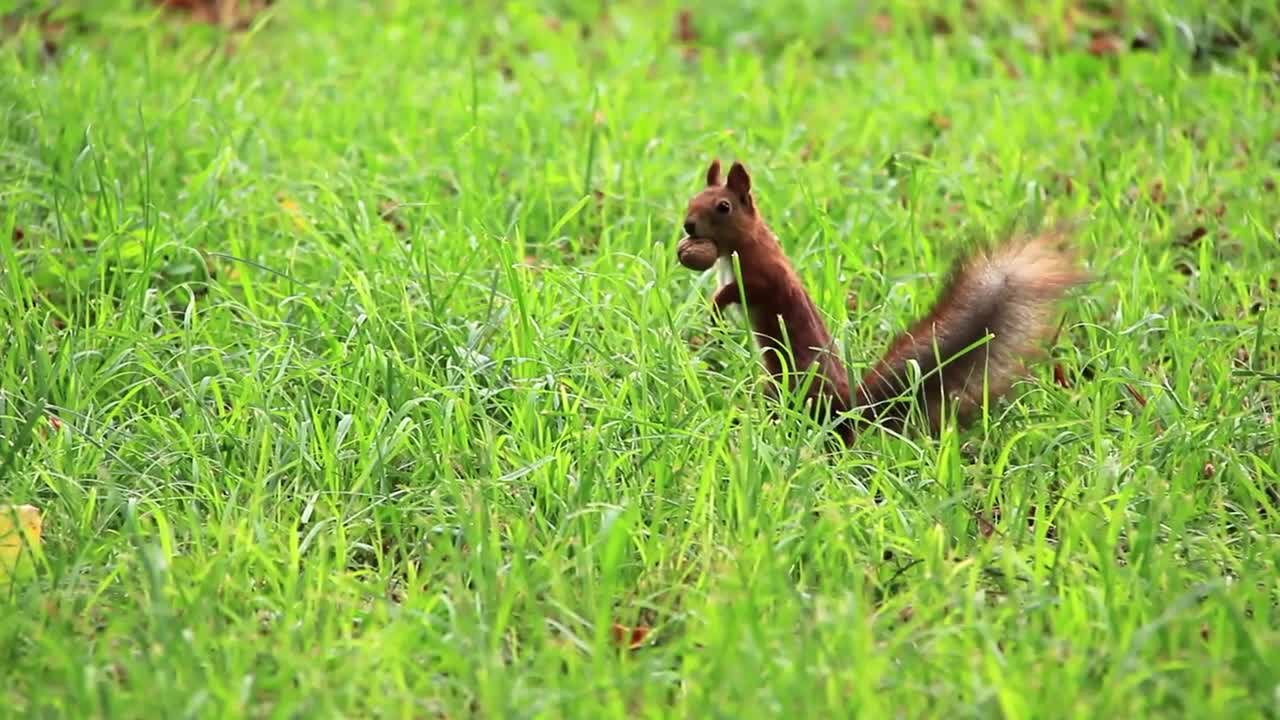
[[975, 511, 996, 538], [1148, 181, 1166, 205], [37, 413, 63, 440], [611, 623, 651, 650], [0, 505, 43, 580], [1125, 383, 1148, 408], [1180, 226, 1208, 246], [1000, 55, 1023, 79], [675, 9, 700, 61], [1053, 363, 1071, 388], [156, 0, 273, 29], [276, 194, 311, 232], [1088, 32, 1123, 57], [675, 9, 697, 44], [521, 255, 547, 274], [379, 200, 407, 233]]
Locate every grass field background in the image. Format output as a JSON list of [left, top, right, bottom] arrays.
[[2, 1, 1279, 716]]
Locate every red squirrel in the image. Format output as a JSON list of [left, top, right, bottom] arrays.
[[678, 159, 1088, 444]]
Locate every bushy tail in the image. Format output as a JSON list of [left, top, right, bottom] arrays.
[[850, 228, 1088, 434]]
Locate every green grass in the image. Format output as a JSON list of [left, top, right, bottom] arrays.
[[2, 0, 1279, 717]]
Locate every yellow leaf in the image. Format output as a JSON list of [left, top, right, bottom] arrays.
[[277, 194, 311, 232], [0, 504, 44, 580]]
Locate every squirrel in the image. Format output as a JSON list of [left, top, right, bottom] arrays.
[[677, 159, 1088, 445]]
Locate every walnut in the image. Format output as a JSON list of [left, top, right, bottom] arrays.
[[676, 236, 719, 271]]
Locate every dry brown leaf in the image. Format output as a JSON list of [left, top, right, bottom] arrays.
[[611, 623, 651, 650], [1088, 32, 1123, 57]]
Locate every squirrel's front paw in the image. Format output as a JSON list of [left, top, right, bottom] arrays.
[[709, 282, 741, 326]]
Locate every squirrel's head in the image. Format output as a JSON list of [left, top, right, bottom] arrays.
[[682, 159, 758, 252]]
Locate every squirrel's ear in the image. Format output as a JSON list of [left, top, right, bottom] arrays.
[[726, 161, 753, 207], [705, 159, 722, 186]]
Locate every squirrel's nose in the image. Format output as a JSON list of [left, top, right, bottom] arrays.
[[683, 219, 697, 237]]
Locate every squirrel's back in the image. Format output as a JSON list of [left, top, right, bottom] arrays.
[[853, 229, 1087, 433]]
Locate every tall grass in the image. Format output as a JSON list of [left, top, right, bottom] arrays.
[[1, 1, 1277, 716]]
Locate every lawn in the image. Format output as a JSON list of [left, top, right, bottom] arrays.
[[2, 1, 1279, 717]]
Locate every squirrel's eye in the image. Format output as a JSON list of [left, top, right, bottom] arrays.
[[715, 200, 732, 214]]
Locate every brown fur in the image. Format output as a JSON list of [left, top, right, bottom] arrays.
[[681, 159, 1088, 444]]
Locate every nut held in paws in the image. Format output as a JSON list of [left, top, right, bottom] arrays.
[[677, 236, 719, 271]]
